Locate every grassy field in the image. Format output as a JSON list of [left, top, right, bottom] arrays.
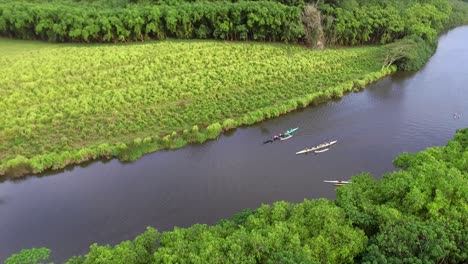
[[0, 37, 54, 55], [0, 39, 395, 177]]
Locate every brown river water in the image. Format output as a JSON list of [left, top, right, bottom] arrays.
[[1, 26, 467, 261]]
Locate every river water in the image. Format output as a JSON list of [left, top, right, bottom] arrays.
[[1, 27, 467, 262]]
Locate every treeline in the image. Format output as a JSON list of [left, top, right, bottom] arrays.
[[6, 128, 467, 263], [0, 1, 303, 42], [446, 0, 468, 28], [1, 0, 467, 44], [1, 0, 467, 72], [318, 0, 454, 45], [313, 0, 468, 70]]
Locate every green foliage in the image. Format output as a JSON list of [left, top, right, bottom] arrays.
[[76, 227, 159, 264], [0, 1, 303, 43], [362, 218, 463, 263], [5, 247, 51, 264], [65, 256, 85, 264], [403, 2, 450, 43], [446, 0, 468, 28], [221, 118, 237, 130], [1, 0, 465, 47], [0, 39, 388, 177], [408, 38, 437, 68], [319, 0, 460, 46], [153, 199, 367, 263], [383, 34, 437, 71], [340, 128, 468, 262], [3, 155, 33, 176], [206, 122, 222, 139]]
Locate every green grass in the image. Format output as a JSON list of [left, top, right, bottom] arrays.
[[0, 39, 393, 176], [0, 37, 55, 55]]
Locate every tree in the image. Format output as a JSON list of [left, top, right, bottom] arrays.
[[302, 4, 324, 48], [5, 247, 51, 264], [80, 227, 159, 264], [362, 218, 460, 263], [381, 36, 419, 68]]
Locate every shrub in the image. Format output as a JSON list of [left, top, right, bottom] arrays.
[[5, 247, 51, 264], [222, 119, 237, 130], [206, 122, 222, 139]]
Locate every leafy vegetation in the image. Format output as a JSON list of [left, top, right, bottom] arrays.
[[1, 0, 467, 45], [0, 0, 304, 42], [7, 128, 467, 263], [382, 35, 438, 71], [318, 0, 454, 45], [446, 0, 468, 28], [0, 39, 394, 177], [5, 247, 51, 264]]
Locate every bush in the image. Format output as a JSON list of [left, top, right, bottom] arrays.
[[195, 132, 208, 143], [206, 122, 222, 139], [222, 118, 237, 130], [5, 247, 51, 264], [387, 35, 438, 71], [3, 155, 33, 176], [161, 135, 171, 148]]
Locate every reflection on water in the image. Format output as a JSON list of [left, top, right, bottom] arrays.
[[0, 26, 467, 262]]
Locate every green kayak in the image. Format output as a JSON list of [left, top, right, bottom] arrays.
[[284, 127, 298, 135]]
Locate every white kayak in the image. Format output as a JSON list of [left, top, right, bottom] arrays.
[[280, 135, 293, 141], [296, 140, 338, 155], [314, 148, 329, 153], [323, 180, 351, 184]]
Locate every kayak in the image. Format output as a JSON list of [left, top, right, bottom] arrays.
[[325, 180, 351, 186], [324, 180, 351, 184], [314, 148, 329, 153], [296, 140, 338, 155], [263, 127, 298, 144], [284, 127, 298, 135]]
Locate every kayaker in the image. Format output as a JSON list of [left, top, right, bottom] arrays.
[[273, 135, 279, 141]]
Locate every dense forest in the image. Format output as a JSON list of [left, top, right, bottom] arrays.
[[6, 128, 467, 263], [1, 0, 467, 45]]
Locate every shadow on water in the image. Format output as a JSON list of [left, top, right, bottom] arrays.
[[0, 158, 114, 184], [223, 128, 238, 137]]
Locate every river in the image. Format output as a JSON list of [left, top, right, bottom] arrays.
[[1, 26, 467, 262]]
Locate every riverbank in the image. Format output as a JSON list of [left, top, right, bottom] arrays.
[[0, 39, 396, 178]]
